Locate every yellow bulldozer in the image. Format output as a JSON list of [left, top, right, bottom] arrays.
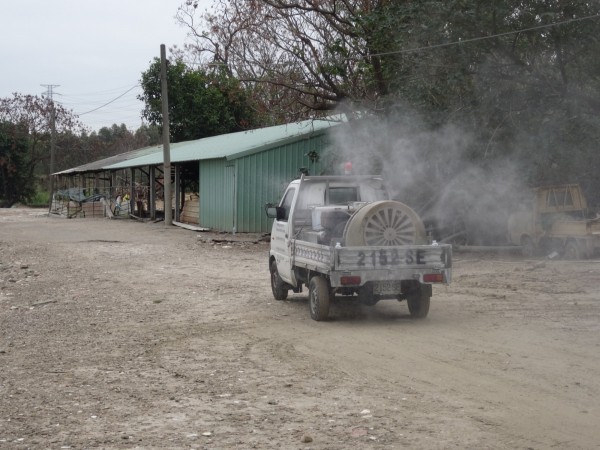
[[508, 184, 600, 259]]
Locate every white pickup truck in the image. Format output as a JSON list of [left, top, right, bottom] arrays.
[[266, 175, 452, 321]]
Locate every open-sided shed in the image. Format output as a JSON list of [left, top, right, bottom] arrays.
[[56, 118, 340, 232]]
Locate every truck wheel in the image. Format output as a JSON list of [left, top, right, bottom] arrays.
[[407, 287, 430, 319], [270, 261, 288, 300], [309, 276, 330, 321], [521, 236, 535, 258], [564, 241, 581, 260]]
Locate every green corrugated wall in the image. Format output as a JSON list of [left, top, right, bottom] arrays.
[[235, 134, 328, 232], [199, 158, 232, 231], [198, 132, 330, 233]]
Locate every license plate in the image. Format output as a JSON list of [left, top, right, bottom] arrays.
[[373, 280, 402, 295]]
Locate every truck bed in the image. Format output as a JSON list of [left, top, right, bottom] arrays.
[[292, 239, 452, 285]]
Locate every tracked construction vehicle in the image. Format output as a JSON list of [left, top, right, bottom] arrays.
[[508, 184, 600, 259], [266, 175, 452, 321]]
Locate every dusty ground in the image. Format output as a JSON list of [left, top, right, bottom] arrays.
[[0, 208, 599, 450]]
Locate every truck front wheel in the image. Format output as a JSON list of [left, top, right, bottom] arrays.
[[521, 236, 535, 258], [309, 276, 330, 321], [270, 261, 289, 300], [407, 285, 431, 319]]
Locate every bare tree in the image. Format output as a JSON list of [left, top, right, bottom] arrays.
[[177, 0, 395, 122], [0, 93, 84, 170], [0, 94, 85, 205]]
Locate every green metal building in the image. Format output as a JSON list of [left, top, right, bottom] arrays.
[[101, 118, 340, 232]]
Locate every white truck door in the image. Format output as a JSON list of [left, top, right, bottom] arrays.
[[271, 186, 298, 285]]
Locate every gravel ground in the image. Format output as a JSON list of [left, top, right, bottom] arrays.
[[1, 208, 599, 449]]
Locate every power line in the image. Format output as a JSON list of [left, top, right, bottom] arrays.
[[62, 84, 143, 96], [58, 89, 140, 104], [59, 94, 141, 109], [364, 13, 600, 58], [76, 84, 140, 115], [175, 13, 600, 65]]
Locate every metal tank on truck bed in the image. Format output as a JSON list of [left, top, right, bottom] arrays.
[[265, 175, 452, 321]]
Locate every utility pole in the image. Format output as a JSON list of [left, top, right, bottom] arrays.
[[160, 44, 172, 226], [42, 84, 59, 212]]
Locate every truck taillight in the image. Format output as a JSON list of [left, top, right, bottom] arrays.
[[423, 273, 444, 283], [341, 275, 361, 285]]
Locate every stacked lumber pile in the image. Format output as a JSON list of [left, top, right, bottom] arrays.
[[80, 201, 106, 218], [180, 194, 200, 224]]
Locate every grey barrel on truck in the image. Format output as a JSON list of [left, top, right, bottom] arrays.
[[344, 200, 427, 246]]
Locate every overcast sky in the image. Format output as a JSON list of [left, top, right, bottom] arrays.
[[0, 0, 206, 132]]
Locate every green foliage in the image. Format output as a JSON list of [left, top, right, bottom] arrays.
[[0, 93, 88, 206], [139, 59, 258, 143], [26, 189, 50, 207], [0, 93, 164, 206], [351, 0, 600, 196], [0, 122, 36, 207], [177, 0, 600, 200]]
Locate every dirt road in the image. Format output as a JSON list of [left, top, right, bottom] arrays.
[[1, 209, 599, 449]]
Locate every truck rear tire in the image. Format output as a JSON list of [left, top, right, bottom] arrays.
[[270, 261, 289, 300], [309, 276, 330, 321], [407, 286, 430, 319]]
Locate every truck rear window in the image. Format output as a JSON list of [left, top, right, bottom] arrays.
[[328, 187, 358, 204]]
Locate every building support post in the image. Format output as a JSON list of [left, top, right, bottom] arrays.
[[174, 165, 181, 222], [149, 166, 156, 220], [130, 168, 135, 215]]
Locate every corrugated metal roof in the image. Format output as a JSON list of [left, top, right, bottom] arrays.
[[104, 118, 342, 170], [53, 145, 163, 175]]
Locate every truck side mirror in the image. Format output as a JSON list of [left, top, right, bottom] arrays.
[[265, 204, 285, 220]]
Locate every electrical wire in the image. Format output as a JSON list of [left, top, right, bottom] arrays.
[[47, 11, 600, 130], [363, 13, 600, 58], [76, 84, 140, 116], [176, 13, 600, 64]]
